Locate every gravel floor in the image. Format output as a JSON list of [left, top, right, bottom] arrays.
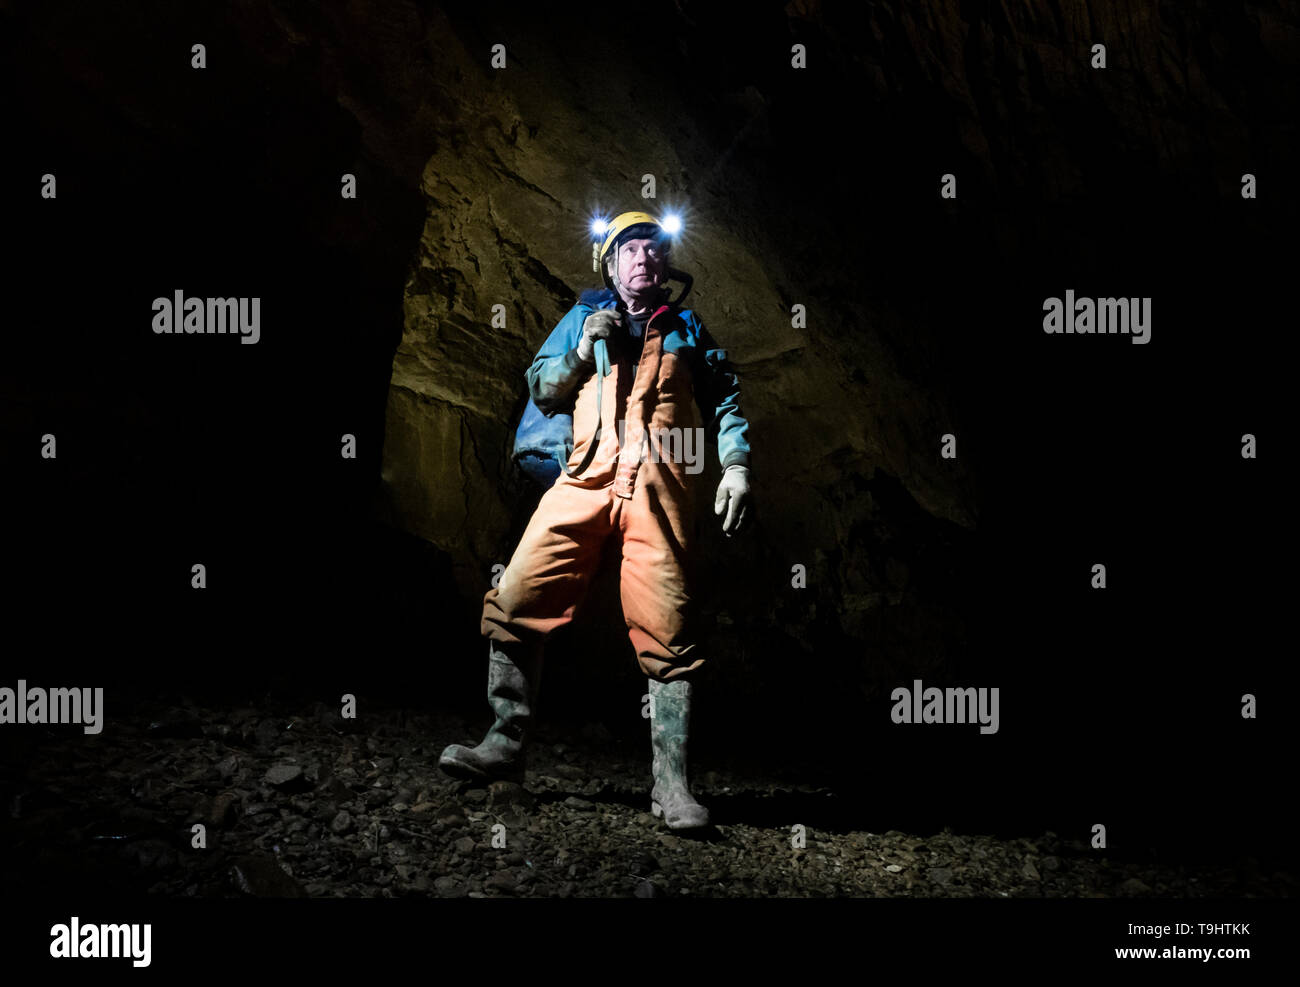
[[1, 699, 1290, 899]]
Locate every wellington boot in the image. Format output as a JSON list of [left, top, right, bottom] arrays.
[[439, 640, 542, 784], [647, 677, 710, 830]]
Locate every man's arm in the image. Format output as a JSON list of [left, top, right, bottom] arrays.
[[526, 305, 593, 416], [689, 315, 751, 471]]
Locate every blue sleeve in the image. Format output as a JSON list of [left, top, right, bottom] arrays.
[[689, 315, 752, 471], [526, 305, 593, 416]]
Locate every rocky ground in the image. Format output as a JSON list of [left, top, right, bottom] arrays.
[[1, 698, 1290, 899]]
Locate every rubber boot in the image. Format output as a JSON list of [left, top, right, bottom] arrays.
[[439, 639, 542, 784], [648, 677, 710, 830]]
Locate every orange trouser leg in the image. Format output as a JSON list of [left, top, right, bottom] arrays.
[[481, 478, 615, 644], [617, 463, 703, 682]]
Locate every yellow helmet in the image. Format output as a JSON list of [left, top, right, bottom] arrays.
[[598, 211, 662, 262]]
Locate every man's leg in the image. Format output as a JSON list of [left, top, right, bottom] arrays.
[[617, 475, 703, 681], [482, 477, 615, 644], [618, 472, 709, 829], [441, 478, 614, 783]]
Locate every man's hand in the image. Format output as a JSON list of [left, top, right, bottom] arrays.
[[577, 309, 622, 362], [714, 465, 751, 536]]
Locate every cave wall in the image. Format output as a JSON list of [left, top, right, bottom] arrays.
[[374, 0, 1296, 717], [378, 2, 983, 708], [4, 1, 1294, 774]]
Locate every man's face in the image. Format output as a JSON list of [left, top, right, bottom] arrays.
[[614, 236, 667, 294]]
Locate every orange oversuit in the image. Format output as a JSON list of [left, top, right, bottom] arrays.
[[482, 291, 751, 681]]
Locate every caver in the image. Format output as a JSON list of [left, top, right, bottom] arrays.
[[439, 210, 754, 831]]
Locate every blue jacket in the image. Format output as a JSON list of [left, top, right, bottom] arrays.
[[526, 288, 752, 471]]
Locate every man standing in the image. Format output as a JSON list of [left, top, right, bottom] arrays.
[[439, 211, 752, 830]]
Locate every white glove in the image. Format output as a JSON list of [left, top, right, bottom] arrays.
[[577, 310, 622, 362], [713, 465, 751, 536]]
